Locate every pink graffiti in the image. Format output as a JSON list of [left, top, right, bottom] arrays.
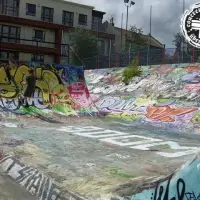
[[67, 82, 92, 107], [184, 83, 200, 92]]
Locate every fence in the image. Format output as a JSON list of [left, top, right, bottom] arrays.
[[1, 35, 200, 69], [82, 47, 200, 69]]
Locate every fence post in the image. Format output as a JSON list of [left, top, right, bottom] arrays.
[[98, 56, 100, 69], [192, 47, 195, 63], [116, 55, 119, 67], [161, 48, 166, 65], [138, 51, 140, 66]]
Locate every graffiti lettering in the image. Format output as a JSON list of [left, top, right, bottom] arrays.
[[96, 96, 136, 113], [57, 126, 199, 158], [146, 106, 198, 122], [0, 155, 73, 200], [153, 177, 185, 200], [185, 191, 200, 200]]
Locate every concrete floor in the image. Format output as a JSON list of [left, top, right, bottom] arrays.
[[0, 115, 200, 199], [0, 174, 35, 200]]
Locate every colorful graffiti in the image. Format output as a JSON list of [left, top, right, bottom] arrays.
[[85, 64, 200, 131], [0, 63, 91, 115], [123, 152, 200, 200]]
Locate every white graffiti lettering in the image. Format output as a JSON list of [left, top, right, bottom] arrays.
[[57, 126, 200, 158], [0, 89, 48, 111], [0, 155, 72, 200], [96, 96, 136, 112]]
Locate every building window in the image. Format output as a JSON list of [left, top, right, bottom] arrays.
[[62, 11, 74, 26], [31, 54, 44, 62], [92, 16, 102, 31], [61, 44, 69, 57], [33, 30, 45, 42], [0, 0, 19, 17], [0, 25, 20, 43], [26, 3, 36, 16], [0, 51, 19, 61], [98, 40, 105, 54], [41, 6, 54, 23], [78, 14, 87, 26]]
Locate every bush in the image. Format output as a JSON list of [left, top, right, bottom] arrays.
[[122, 57, 142, 84]]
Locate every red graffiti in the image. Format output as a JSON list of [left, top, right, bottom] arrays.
[[186, 66, 200, 72], [146, 106, 198, 122], [67, 82, 91, 107]]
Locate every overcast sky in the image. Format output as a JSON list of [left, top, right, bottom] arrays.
[[67, 0, 197, 48]]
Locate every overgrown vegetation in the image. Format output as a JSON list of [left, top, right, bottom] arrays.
[[122, 57, 142, 85], [125, 25, 147, 52], [68, 28, 98, 66]]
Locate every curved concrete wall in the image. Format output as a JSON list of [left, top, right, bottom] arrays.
[[85, 64, 200, 133]]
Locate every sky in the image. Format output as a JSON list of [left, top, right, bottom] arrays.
[[67, 0, 197, 48]]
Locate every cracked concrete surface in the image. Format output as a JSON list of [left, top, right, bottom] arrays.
[[0, 115, 199, 199]]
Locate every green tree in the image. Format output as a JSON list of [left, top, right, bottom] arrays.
[[125, 25, 147, 51], [69, 28, 98, 66], [172, 32, 200, 62]]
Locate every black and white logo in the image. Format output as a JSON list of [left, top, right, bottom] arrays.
[[181, 3, 200, 48]]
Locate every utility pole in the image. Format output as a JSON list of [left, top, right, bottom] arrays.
[[124, 0, 135, 41], [147, 5, 152, 65]]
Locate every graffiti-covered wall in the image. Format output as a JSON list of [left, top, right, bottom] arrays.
[[85, 64, 200, 132], [0, 63, 92, 115]]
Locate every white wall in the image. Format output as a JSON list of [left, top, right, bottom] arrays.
[[19, 0, 93, 29]]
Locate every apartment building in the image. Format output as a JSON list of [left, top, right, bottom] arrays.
[[0, 0, 115, 64]]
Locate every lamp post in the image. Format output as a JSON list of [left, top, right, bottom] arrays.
[[124, 0, 135, 41], [182, 0, 185, 63]]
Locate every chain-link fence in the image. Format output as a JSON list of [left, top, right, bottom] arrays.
[[81, 47, 200, 69]]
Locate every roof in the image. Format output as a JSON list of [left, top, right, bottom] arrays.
[[92, 10, 106, 15], [115, 26, 164, 49], [52, 0, 94, 9], [141, 35, 164, 48]]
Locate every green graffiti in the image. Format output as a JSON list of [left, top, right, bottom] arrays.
[[52, 104, 76, 115], [109, 168, 135, 179], [191, 112, 200, 124]]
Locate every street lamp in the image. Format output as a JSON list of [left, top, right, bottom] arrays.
[[124, 0, 135, 40]]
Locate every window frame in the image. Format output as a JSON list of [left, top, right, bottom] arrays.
[[0, 24, 20, 43], [0, 0, 19, 17], [26, 3, 36, 16], [62, 10, 74, 26], [0, 50, 19, 60], [33, 29, 45, 42], [31, 54, 44, 62], [41, 6, 54, 23], [78, 14, 87, 26]]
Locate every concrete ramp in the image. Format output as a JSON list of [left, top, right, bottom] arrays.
[[122, 152, 200, 200]]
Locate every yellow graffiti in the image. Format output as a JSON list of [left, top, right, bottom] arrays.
[[134, 97, 155, 107], [0, 64, 72, 106]]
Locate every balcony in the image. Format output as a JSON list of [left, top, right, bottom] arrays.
[[0, 36, 57, 54]]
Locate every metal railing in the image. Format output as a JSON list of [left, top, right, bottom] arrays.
[[0, 36, 57, 48]]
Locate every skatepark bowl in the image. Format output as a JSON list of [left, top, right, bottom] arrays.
[[1, 63, 200, 199]]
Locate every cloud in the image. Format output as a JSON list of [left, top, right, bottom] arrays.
[[67, 0, 198, 48]]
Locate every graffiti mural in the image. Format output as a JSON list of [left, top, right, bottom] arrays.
[[85, 65, 200, 131], [122, 152, 200, 200], [0, 63, 91, 115], [0, 154, 82, 200]]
